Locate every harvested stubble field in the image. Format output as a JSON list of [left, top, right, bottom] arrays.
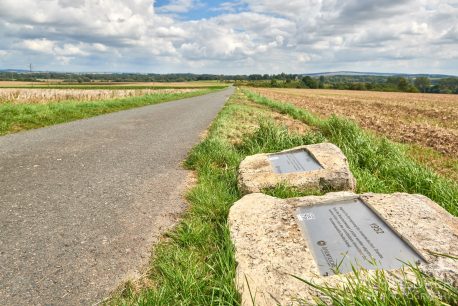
[[250, 88, 458, 157], [0, 88, 200, 104]]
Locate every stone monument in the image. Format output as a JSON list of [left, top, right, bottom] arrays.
[[238, 143, 355, 194], [228, 192, 458, 305]]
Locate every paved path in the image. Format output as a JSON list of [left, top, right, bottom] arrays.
[[0, 87, 233, 305]]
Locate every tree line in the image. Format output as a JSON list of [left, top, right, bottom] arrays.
[[236, 75, 458, 94], [1, 71, 457, 94]]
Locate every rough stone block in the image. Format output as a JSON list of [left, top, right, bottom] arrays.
[[228, 192, 458, 305], [237, 143, 355, 194]]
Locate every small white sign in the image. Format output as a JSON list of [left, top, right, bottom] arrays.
[[298, 212, 316, 221]]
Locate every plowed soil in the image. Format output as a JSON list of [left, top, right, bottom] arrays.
[[250, 88, 458, 156]]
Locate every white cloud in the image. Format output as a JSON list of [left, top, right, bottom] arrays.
[[0, 0, 456, 74], [54, 44, 89, 56], [156, 0, 197, 13], [92, 43, 108, 52], [20, 39, 56, 53]]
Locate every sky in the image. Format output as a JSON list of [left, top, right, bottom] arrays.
[[0, 0, 457, 74]]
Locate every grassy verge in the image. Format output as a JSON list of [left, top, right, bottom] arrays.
[[243, 89, 458, 216], [0, 88, 218, 135], [110, 89, 457, 305]]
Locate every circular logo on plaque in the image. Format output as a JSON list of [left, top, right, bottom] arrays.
[[317, 240, 326, 246]]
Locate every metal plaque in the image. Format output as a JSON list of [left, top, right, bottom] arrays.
[[296, 197, 424, 276], [268, 150, 323, 174]]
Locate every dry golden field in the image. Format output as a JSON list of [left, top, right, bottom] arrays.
[[0, 88, 200, 104], [250, 88, 458, 157]]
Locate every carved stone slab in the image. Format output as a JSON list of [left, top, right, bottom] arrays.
[[228, 192, 458, 306], [238, 143, 356, 194], [268, 149, 323, 174], [296, 197, 424, 276]]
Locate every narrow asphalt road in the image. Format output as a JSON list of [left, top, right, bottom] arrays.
[[0, 87, 234, 305]]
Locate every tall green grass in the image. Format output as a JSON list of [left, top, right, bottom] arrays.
[[235, 120, 326, 156], [243, 89, 458, 216], [0, 89, 216, 135], [294, 262, 458, 305]]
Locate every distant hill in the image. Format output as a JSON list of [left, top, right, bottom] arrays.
[[303, 71, 456, 78], [0, 69, 32, 73], [0, 68, 456, 78]]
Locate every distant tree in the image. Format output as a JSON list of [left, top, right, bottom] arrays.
[[388, 77, 417, 92], [349, 82, 367, 90], [438, 77, 458, 94], [302, 76, 318, 88], [249, 74, 263, 80], [397, 77, 410, 91], [319, 76, 325, 88], [414, 77, 431, 93]]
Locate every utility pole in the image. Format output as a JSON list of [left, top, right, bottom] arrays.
[[30, 64, 33, 87]]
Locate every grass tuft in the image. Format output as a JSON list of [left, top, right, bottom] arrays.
[[262, 182, 322, 199], [236, 120, 326, 156], [293, 261, 458, 306]]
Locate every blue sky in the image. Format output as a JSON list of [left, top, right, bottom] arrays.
[[155, 0, 245, 20], [0, 0, 457, 74]]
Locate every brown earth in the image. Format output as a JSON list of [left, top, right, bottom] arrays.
[[249, 88, 458, 157]]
